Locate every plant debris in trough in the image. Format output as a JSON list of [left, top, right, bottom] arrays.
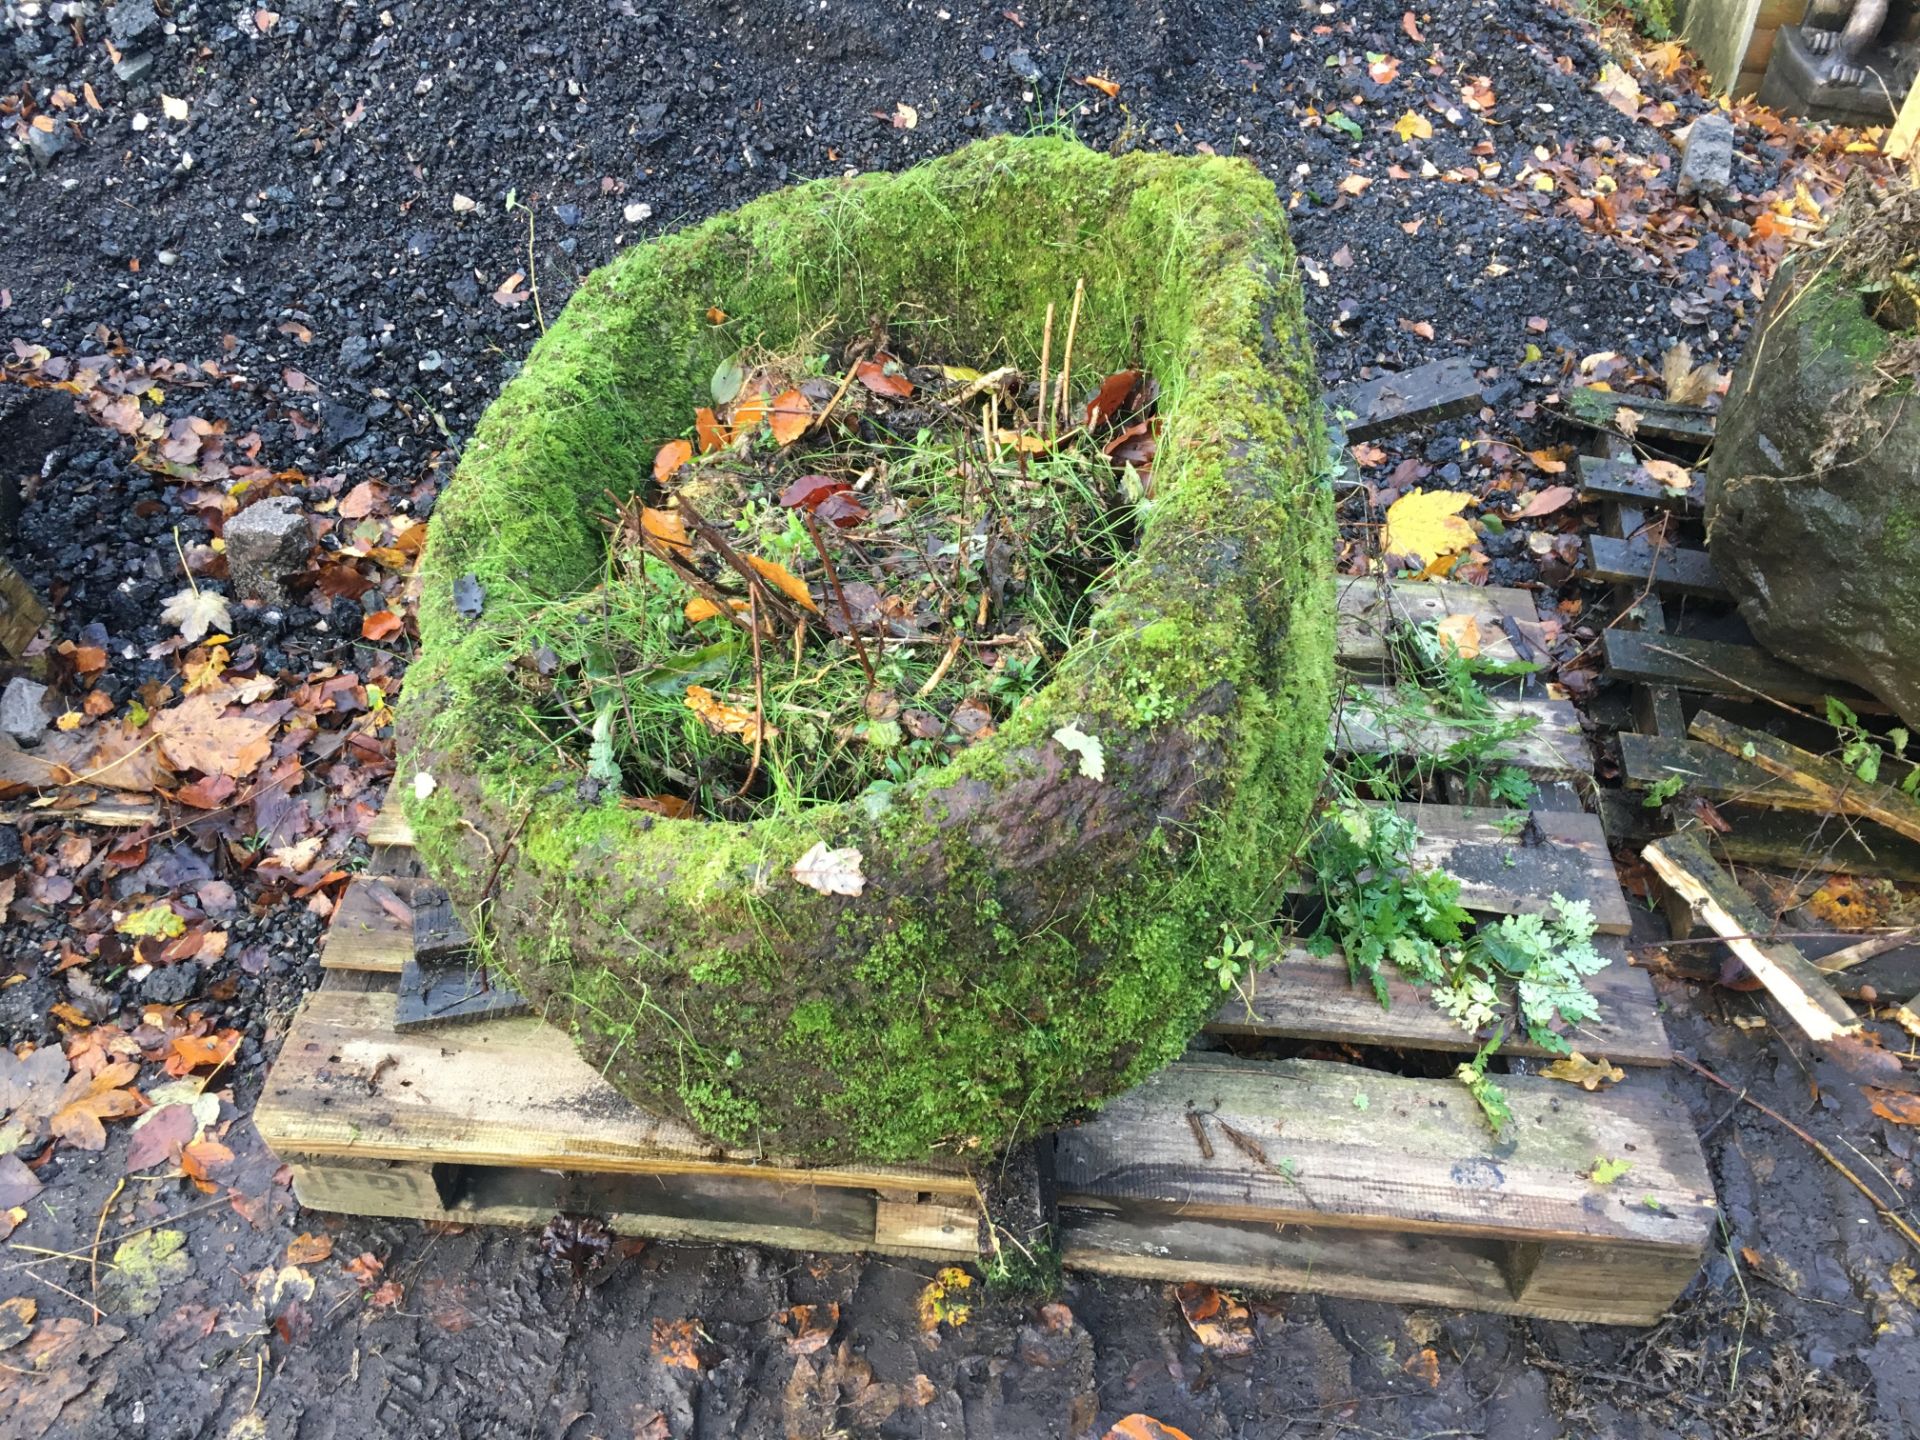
[[548, 337, 1157, 820]]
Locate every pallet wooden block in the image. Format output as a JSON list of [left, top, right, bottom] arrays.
[[1577, 454, 1703, 512], [1582, 534, 1723, 599]]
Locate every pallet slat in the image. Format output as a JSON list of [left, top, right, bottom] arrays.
[[1332, 358, 1484, 442], [1691, 712, 1920, 846], [1618, 732, 1800, 809], [1391, 801, 1631, 935], [1582, 534, 1723, 598], [1050, 1054, 1714, 1248], [319, 876, 417, 972], [256, 989, 975, 1195], [1208, 935, 1671, 1066], [1577, 454, 1703, 511], [1602, 630, 1886, 712], [1564, 388, 1716, 445], [1336, 683, 1592, 780], [1337, 580, 1547, 670]]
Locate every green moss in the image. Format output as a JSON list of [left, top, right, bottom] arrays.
[[398, 137, 1335, 1162]]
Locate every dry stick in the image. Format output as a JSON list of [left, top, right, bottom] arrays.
[[89, 1177, 124, 1325], [735, 584, 768, 798], [1036, 302, 1054, 437], [676, 494, 808, 634], [1675, 1052, 1920, 1257], [808, 339, 871, 436], [801, 511, 875, 686], [1818, 928, 1916, 974], [1054, 277, 1085, 435]]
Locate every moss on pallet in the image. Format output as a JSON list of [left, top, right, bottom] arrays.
[[397, 137, 1335, 1161]]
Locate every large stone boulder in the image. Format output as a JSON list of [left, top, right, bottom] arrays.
[[1707, 246, 1920, 726], [398, 138, 1335, 1161]]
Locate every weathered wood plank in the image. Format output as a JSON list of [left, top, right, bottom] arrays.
[[256, 988, 975, 1194], [1207, 934, 1671, 1066], [1690, 712, 1920, 846], [1888, 64, 1920, 159], [872, 1200, 981, 1255], [1058, 1212, 1697, 1325], [1333, 357, 1484, 442], [319, 876, 416, 973], [1642, 833, 1860, 1042], [1597, 787, 1920, 883], [1618, 732, 1802, 808], [1563, 387, 1716, 444], [1602, 630, 1886, 711], [1394, 802, 1631, 934], [367, 779, 416, 850], [1337, 580, 1546, 670], [0, 560, 48, 659], [1335, 683, 1592, 779], [1049, 1054, 1716, 1248], [1578, 454, 1704, 512], [1583, 534, 1724, 598]]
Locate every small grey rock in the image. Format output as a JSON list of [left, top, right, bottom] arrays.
[[109, 0, 161, 45], [112, 49, 157, 83], [1005, 47, 1041, 82], [1678, 112, 1734, 197], [0, 678, 49, 748], [224, 496, 310, 605], [24, 120, 76, 166], [337, 333, 375, 374]]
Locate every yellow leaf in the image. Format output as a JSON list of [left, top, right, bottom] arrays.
[[1612, 405, 1643, 439], [1641, 459, 1692, 491], [684, 685, 775, 743], [1394, 110, 1433, 142], [916, 1266, 973, 1332], [1526, 447, 1568, 475], [683, 596, 744, 623], [56, 711, 83, 732], [119, 903, 185, 939], [1383, 489, 1476, 569], [939, 365, 984, 383], [745, 555, 818, 613], [1542, 1053, 1625, 1090], [992, 429, 1048, 454], [1434, 613, 1481, 659]]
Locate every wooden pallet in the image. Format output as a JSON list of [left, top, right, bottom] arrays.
[[258, 578, 1713, 1323]]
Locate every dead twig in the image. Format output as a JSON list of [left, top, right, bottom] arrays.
[[1054, 277, 1085, 435], [735, 583, 767, 798]]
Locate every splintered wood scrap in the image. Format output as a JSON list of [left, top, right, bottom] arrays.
[[1896, 991, 1920, 1039], [1690, 712, 1920, 846], [1642, 833, 1860, 1043], [1816, 929, 1914, 974]]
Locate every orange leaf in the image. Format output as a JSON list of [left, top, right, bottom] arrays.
[[993, 429, 1048, 455], [360, 610, 403, 641], [1080, 74, 1120, 97], [653, 439, 692, 483], [1105, 1418, 1195, 1440], [629, 795, 695, 819], [1526, 447, 1569, 475], [745, 555, 819, 613], [729, 390, 771, 437], [684, 596, 721, 622], [287, 1233, 335, 1265], [169, 1032, 241, 1073], [855, 358, 913, 398], [705, 307, 728, 325], [769, 388, 811, 446], [1867, 1088, 1920, 1126], [1515, 484, 1575, 518], [641, 506, 692, 558], [1368, 55, 1400, 84], [1174, 1282, 1254, 1354], [1084, 370, 1139, 428], [684, 685, 776, 743], [694, 407, 726, 454]]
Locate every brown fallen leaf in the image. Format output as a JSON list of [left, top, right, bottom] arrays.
[[777, 1302, 839, 1355], [48, 1060, 143, 1151], [286, 1233, 335, 1266], [1542, 1052, 1625, 1090], [746, 554, 819, 613], [856, 358, 913, 398], [684, 686, 775, 744], [653, 439, 692, 483], [1174, 1282, 1254, 1355], [150, 687, 276, 779], [1515, 484, 1575, 518], [1866, 1088, 1920, 1126], [1105, 1415, 1195, 1440], [650, 1317, 707, 1370], [769, 388, 811, 447]]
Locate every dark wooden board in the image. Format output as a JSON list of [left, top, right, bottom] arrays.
[[1618, 733, 1802, 809], [1597, 788, 1920, 883], [1691, 712, 1920, 846], [1049, 1054, 1716, 1247], [1208, 934, 1671, 1066], [1563, 388, 1716, 445], [1578, 454, 1705, 512], [1583, 535, 1724, 598], [1333, 358, 1484, 442], [1394, 802, 1632, 935], [1602, 630, 1887, 712]]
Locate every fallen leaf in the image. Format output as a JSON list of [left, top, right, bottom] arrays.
[[1593, 63, 1643, 118], [653, 440, 692, 483], [777, 1302, 840, 1355], [1105, 1420, 1194, 1440], [746, 555, 819, 613], [1403, 1346, 1441, 1388], [1589, 1156, 1632, 1185], [1175, 1282, 1254, 1354], [1613, 406, 1644, 438], [0, 1297, 34, 1350], [491, 271, 531, 307], [98, 1230, 189, 1318], [161, 587, 233, 644], [1080, 74, 1120, 97], [1641, 458, 1692, 491], [856, 359, 913, 398], [792, 842, 864, 897], [1084, 370, 1140, 428], [1394, 109, 1433, 141], [1543, 1053, 1625, 1090], [118, 903, 185, 940], [1402, 10, 1423, 40], [891, 102, 918, 129], [1351, 442, 1388, 468], [683, 596, 743, 623], [1368, 54, 1400, 84], [916, 1266, 972, 1331], [1399, 318, 1436, 341], [1866, 1088, 1920, 1126], [769, 388, 811, 446], [640, 506, 692, 558], [730, 390, 771, 434], [151, 690, 276, 778], [1525, 448, 1569, 476], [361, 611, 403, 642], [1435, 613, 1481, 659], [1337, 173, 1372, 196], [684, 686, 774, 744], [1383, 489, 1476, 569], [993, 428, 1048, 454], [286, 1233, 334, 1266], [1052, 724, 1105, 781], [694, 407, 726, 453], [650, 1317, 706, 1370], [1516, 484, 1575, 518]]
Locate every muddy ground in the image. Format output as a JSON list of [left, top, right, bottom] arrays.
[[3, 0, 1918, 1435]]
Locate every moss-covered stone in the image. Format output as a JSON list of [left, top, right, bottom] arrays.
[[397, 137, 1335, 1161]]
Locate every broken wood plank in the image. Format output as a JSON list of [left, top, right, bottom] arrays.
[[1642, 832, 1859, 1042], [1336, 580, 1546, 670], [255, 988, 975, 1193], [1050, 1054, 1716, 1248], [1602, 630, 1886, 712], [1207, 933, 1670, 1066], [1332, 357, 1484, 442], [1896, 991, 1920, 1039], [1335, 682, 1592, 780], [319, 876, 417, 973], [1887, 69, 1920, 159], [0, 794, 160, 830], [1816, 930, 1914, 975], [1618, 732, 1802, 809], [1577, 454, 1704, 512], [1597, 788, 1920, 883], [1563, 388, 1716, 445], [1583, 534, 1724, 599], [1690, 712, 1920, 847], [367, 778, 416, 850]]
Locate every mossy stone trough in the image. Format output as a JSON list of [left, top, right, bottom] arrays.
[[398, 138, 1335, 1162]]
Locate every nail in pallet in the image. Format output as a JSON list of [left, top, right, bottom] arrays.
[[257, 575, 1714, 1325]]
